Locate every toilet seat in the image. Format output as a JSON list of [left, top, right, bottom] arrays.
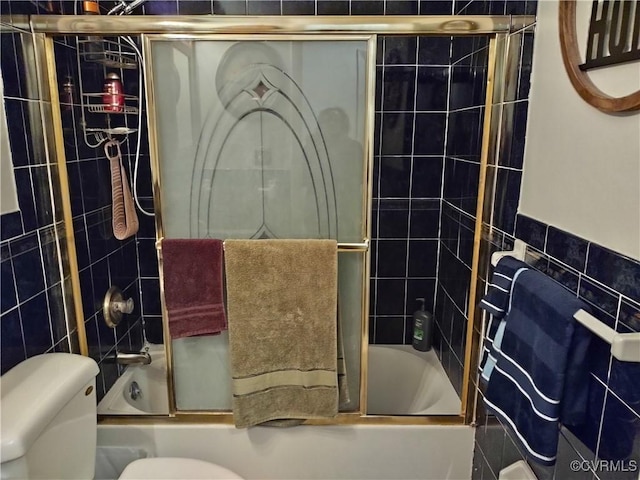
[[118, 457, 244, 479]]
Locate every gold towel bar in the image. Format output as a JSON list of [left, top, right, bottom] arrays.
[[155, 238, 369, 251]]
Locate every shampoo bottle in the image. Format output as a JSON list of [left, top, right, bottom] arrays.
[[412, 298, 433, 352]]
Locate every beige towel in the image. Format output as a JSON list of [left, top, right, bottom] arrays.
[[105, 140, 138, 240], [336, 299, 350, 409], [224, 239, 338, 428]]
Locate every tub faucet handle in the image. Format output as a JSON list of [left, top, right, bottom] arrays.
[[103, 286, 135, 328], [112, 297, 134, 314]]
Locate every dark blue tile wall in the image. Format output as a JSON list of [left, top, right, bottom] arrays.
[[0, 24, 79, 374], [52, 35, 155, 401], [1, 14, 157, 400], [370, 34, 451, 346], [475, 216, 640, 480], [429, 32, 490, 395]]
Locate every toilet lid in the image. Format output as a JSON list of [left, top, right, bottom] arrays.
[[119, 457, 244, 479]]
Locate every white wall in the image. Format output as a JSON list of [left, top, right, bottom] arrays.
[[519, 0, 640, 260]]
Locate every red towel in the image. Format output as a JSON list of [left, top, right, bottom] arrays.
[[162, 239, 227, 339]]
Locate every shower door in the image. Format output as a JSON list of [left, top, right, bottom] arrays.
[[146, 36, 374, 413]]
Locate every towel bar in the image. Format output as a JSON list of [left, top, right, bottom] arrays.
[[573, 309, 640, 363], [492, 241, 640, 363], [155, 238, 370, 252]]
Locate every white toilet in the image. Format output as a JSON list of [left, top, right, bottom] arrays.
[[0, 353, 244, 479]]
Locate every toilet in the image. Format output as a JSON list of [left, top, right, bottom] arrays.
[[0, 353, 244, 479]]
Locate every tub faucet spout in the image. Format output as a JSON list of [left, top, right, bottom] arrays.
[[116, 351, 151, 365]]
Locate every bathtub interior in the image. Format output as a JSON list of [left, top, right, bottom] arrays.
[[366, 345, 460, 415], [98, 343, 459, 417], [97, 345, 169, 415]]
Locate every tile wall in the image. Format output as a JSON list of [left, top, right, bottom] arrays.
[[51, 34, 161, 400], [473, 216, 640, 480], [369, 34, 451, 346], [432, 34, 488, 395], [0, 22, 79, 373], [1, 4, 160, 401]]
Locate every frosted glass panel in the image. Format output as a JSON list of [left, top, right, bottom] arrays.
[[152, 39, 368, 242], [150, 39, 370, 411]]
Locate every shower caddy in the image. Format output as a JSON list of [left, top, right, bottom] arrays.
[[75, 36, 140, 147]]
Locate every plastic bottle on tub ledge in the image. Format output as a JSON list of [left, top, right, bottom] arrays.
[[412, 298, 433, 352]]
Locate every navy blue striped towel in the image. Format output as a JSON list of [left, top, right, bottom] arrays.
[[478, 257, 530, 382], [482, 268, 592, 466]]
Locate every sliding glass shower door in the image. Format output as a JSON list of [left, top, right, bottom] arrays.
[[146, 36, 374, 412]]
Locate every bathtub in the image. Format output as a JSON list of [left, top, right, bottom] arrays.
[[98, 343, 459, 416], [97, 345, 169, 415], [97, 423, 474, 479], [366, 345, 461, 415]]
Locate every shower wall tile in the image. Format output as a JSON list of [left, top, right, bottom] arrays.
[[177, 1, 212, 15], [386, 0, 419, 15], [377, 201, 409, 238], [0, 25, 75, 374], [47, 36, 152, 399], [374, 316, 406, 344], [418, 36, 453, 65], [380, 112, 415, 154], [443, 157, 480, 215], [415, 66, 449, 111], [376, 240, 407, 277], [247, 0, 282, 15], [317, 1, 350, 14], [490, 166, 522, 236], [451, 37, 489, 65], [379, 157, 411, 197], [282, 1, 316, 15], [143, 1, 179, 15], [383, 36, 417, 64], [447, 107, 483, 160], [411, 157, 443, 198], [419, 0, 453, 14], [382, 65, 416, 111], [413, 113, 446, 155], [409, 199, 440, 238], [370, 34, 451, 344], [212, 1, 247, 15]]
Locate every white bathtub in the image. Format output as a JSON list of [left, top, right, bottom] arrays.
[[97, 423, 474, 480], [97, 345, 169, 415], [367, 345, 461, 415], [98, 343, 459, 417]]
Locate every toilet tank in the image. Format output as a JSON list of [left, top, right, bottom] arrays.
[[1, 353, 100, 479]]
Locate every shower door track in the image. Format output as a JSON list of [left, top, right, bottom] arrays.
[[31, 14, 535, 427]]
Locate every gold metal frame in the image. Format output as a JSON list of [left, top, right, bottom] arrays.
[[460, 33, 508, 423], [38, 34, 89, 356], [30, 15, 534, 35], [29, 14, 535, 427]]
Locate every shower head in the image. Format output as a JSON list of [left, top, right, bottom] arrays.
[[107, 0, 147, 15]]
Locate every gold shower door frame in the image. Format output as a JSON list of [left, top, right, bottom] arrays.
[[31, 14, 536, 426]]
